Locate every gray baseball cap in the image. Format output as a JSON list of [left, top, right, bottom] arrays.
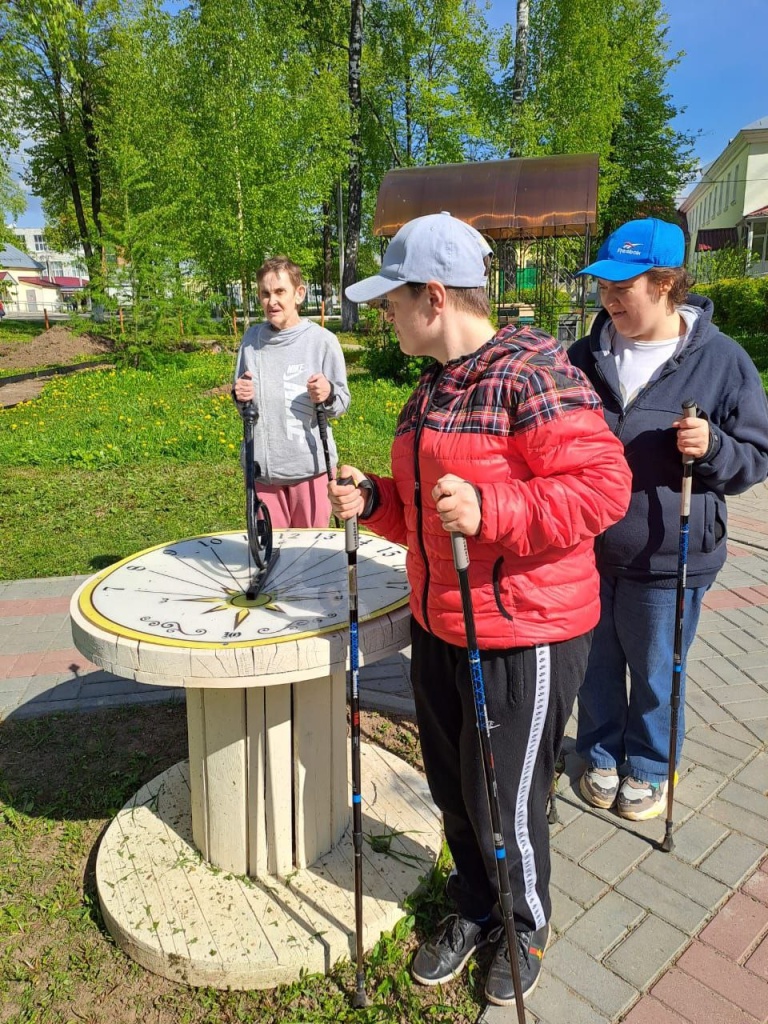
[[346, 212, 493, 304]]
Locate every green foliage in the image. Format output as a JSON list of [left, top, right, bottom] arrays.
[[0, 167, 25, 245], [2, 0, 701, 352], [0, 0, 121, 284], [511, 0, 697, 234], [363, 0, 510, 166], [509, 283, 571, 337], [696, 278, 768, 337], [361, 320, 430, 385], [694, 246, 753, 285], [0, 1, 26, 238], [602, 1, 697, 231]]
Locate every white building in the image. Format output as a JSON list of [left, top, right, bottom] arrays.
[[0, 241, 64, 314], [9, 226, 89, 303], [679, 116, 768, 277]]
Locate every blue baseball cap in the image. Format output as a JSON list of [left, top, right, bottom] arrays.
[[345, 212, 492, 303], [577, 218, 685, 281]]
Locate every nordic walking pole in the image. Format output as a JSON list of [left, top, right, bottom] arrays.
[[662, 398, 697, 854], [316, 404, 340, 528], [451, 532, 526, 1024], [339, 476, 368, 1008]]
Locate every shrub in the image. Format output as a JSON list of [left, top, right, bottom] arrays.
[[694, 246, 753, 284], [360, 316, 428, 384], [696, 278, 768, 336]]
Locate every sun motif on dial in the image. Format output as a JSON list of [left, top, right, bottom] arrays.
[[188, 588, 283, 630], [77, 529, 409, 649]]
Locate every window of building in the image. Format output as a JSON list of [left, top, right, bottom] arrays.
[[751, 220, 768, 264], [732, 164, 739, 204], [33, 234, 46, 252]]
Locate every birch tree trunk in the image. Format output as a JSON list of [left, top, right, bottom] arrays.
[[512, 0, 529, 105], [341, 0, 363, 331]]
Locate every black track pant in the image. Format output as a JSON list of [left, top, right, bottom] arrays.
[[410, 618, 591, 932]]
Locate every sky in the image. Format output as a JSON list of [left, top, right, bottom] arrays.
[[9, 0, 768, 228]]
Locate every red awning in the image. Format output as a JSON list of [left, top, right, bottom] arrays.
[[695, 228, 739, 252], [17, 275, 59, 288], [54, 276, 87, 290]]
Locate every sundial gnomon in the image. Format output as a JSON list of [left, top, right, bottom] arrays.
[[78, 530, 409, 648]]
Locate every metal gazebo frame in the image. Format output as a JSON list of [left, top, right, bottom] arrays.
[[372, 153, 599, 343]]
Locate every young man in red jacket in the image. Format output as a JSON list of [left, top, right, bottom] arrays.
[[330, 213, 631, 1008]]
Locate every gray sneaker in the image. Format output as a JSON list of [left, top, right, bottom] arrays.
[[484, 921, 551, 1006], [617, 776, 667, 820], [579, 767, 619, 809], [411, 913, 490, 986]]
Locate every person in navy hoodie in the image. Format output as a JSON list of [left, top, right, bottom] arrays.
[[568, 217, 768, 821]]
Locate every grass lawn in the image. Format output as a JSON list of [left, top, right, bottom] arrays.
[[0, 704, 487, 1024], [0, 318, 46, 344], [0, 352, 409, 579]]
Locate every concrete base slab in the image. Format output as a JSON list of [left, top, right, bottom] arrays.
[[96, 743, 442, 990]]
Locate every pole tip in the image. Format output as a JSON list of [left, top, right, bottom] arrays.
[[351, 990, 369, 1009]]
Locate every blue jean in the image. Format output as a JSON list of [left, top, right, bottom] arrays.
[[576, 575, 708, 783]]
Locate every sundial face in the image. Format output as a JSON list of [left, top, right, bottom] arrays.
[[77, 530, 409, 649]]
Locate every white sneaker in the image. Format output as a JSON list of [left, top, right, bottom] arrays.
[[579, 767, 620, 809], [617, 776, 667, 820]]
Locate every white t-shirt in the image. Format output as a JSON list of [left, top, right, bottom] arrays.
[[600, 305, 701, 408]]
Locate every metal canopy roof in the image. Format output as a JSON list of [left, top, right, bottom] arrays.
[[373, 153, 599, 239]]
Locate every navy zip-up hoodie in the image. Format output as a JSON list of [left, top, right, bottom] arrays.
[[568, 294, 768, 587]]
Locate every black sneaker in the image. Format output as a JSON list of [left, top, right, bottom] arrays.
[[411, 913, 489, 986], [484, 921, 551, 1006]]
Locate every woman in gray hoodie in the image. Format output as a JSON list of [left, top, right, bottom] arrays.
[[233, 256, 350, 527]]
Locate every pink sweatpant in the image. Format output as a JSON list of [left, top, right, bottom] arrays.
[[256, 474, 332, 529]]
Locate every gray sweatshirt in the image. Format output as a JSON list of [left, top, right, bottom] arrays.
[[234, 319, 350, 484]]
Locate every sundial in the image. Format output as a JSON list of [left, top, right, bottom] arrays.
[[76, 528, 409, 650], [71, 526, 412, 876], [71, 528, 423, 992]]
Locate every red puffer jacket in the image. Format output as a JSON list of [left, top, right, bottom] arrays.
[[364, 326, 632, 650]]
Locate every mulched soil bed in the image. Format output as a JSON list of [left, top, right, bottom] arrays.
[[0, 326, 115, 406], [0, 325, 113, 372]]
